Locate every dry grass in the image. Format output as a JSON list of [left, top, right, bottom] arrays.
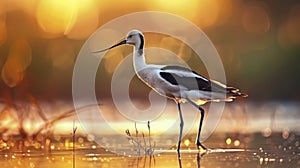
[[125, 121, 155, 156]]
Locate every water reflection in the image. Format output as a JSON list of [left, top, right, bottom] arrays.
[[177, 152, 203, 168], [127, 156, 156, 168], [0, 141, 299, 168], [0, 101, 299, 167]]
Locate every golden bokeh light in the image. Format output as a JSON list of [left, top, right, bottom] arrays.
[[152, 0, 220, 28], [226, 137, 232, 145], [64, 139, 70, 148], [66, 0, 99, 39], [242, 4, 270, 33], [36, 0, 78, 36], [262, 127, 272, 137], [1, 39, 32, 87], [195, 0, 220, 27], [151, 0, 199, 21], [233, 139, 240, 147], [282, 128, 290, 139], [183, 139, 190, 147]]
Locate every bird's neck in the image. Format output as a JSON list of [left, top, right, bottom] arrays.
[[133, 47, 146, 72]]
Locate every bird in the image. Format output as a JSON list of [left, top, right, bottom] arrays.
[[92, 29, 247, 154]]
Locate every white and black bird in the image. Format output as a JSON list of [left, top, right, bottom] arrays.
[[93, 30, 247, 153]]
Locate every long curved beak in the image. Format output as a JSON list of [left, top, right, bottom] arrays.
[[92, 40, 127, 53]]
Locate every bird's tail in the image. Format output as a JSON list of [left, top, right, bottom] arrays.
[[210, 79, 248, 100], [195, 87, 247, 105], [226, 87, 248, 98]]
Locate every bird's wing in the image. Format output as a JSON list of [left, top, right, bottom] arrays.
[[159, 65, 247, 98], [159, 65, 212, 91]]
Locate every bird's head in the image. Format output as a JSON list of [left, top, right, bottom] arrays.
[[125, 30, 144, 46], [92, 29, 144, 53]]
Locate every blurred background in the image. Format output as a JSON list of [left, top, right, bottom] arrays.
[[0, 0, 299, 102], [0, 1, 299, 166]]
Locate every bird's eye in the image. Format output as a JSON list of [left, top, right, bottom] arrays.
[[128, 35, 133, 38]]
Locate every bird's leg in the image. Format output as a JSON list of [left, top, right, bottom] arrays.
[[177, 102, 184, 154], [196, 106, 207, 150], [186, 98, 207, 150]]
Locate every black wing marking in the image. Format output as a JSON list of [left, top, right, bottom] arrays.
[[159, 71, 212, 91], [161, 65, 199, 76]]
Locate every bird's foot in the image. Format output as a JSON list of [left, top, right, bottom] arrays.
[[177, 141, 181, 153], [196, 141, 208, 153]]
